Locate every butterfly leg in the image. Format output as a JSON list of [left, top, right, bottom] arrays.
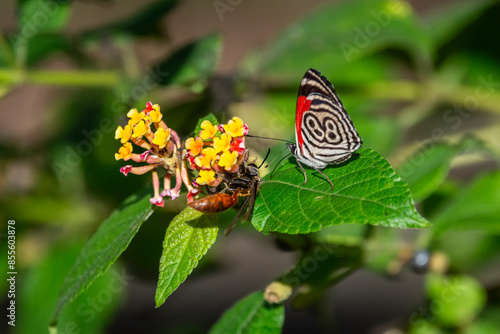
[[296, 159, 308, 185], [314, 168, 334, 190]]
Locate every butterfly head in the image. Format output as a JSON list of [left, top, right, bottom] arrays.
[[286, 143, 297, 156]]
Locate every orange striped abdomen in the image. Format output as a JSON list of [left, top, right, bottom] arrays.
[[188, 192, 238, 214]]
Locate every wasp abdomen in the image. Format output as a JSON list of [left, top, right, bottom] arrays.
[[188, 192, 238, 214]]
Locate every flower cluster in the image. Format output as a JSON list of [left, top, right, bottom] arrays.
[[185, 117, 249, 188], [115, 102, 197, 207]]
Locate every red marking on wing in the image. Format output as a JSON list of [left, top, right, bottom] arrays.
[[296, 95, 311, 151]]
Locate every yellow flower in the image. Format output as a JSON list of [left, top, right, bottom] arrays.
[[196, 169, 216, 185], [152, 127, 170, 149], [213, 133, 231, 153], [195, 147, 217, 169], [149, 105, 163, 123], [218, 151, 239, 171], [223, 117, 246, 137], [132, 120, 150, 139], [114, 142, 133, 161], [185, 137, 203, 156], [127, 108, 146, 126], [115, 124, 132, 144], [200, 120, 218, 140]]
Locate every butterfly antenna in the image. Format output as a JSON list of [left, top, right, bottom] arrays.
[[269, 152, 292, 180], [246, 134, 293, 144], [257, 148, 271, 169], [264, 146, 289, 169]]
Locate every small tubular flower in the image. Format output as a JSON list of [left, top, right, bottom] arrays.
[[132, 120, 150, 139], [115, 102, 195, 208], [223, 117, 247, 137], [230, 137, 246, 154], [218, 151, 239, 171], [200, 120, 218, 140], [196, 169, 216, 185], [195, 148, 217, 169], [115, 142, 133, 161], [185, 137, 203, 156], [115, 124, 133, 144], [201, 147, 217, 163], [149, 105, 163, 123], [213, 133, 232, 153], [186, 188, 200, 203], [152, 127, 170, 149], [127, 108, 145, 126]]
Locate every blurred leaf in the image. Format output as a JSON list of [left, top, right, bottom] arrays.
[[364, 227, 403, 275], [18, 0, 71, 35], [244, 0, 432, 78], [432, 170, 500, 236], [352, 112, 400, 157], [310, 224, 368, 247], [51, 187, 154, 323], [194, 113, 219, 138], [426, 274, 486, 327], [155, 207, 218, 307], [425, 0, 495, 48], [408, 319, 443, 334], [154, 33, 222, 90], [398, 136, 497, 202], [82, 0, 179, 40], [252, 148, 430, 234], [466, 319, 500, 334], [436, 230, 500, 273], [15, 242, 123, 334], [208, 291, 284, 334]]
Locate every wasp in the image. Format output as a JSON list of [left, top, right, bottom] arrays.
[[188, 150, 266, 235]]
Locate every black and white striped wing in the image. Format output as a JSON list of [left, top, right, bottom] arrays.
[[295, 68, 362, 168]]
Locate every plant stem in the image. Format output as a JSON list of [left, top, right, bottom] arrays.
[[0, 69, 120, 86]]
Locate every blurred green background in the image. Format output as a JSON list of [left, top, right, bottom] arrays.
[[1, 0, 500, 333]]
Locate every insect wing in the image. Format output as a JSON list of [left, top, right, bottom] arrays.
[[295, 68, 362, 165]]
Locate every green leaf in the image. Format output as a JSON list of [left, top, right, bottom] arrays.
[[51, 188, 154, 323], [398, 143, 457, 203], [18, 0, 71, 35], [155, 207, 218, 307], [194, 113, 219, 137], [397, 136, 497, 202], [425, 0, 494, 48], [252, 148, 429, 234], [244, 0, 432, 78], [432, 170, 500, 236], [16, 242, 123, 334], [154, 33, 222, 90], [426, 274, 486, 327], [209, 291, 284, 334]]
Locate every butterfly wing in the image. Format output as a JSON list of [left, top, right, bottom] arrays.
[[295, 68, 362, 168]]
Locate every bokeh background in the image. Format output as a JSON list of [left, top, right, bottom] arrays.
[[1, 0, 500, 333]]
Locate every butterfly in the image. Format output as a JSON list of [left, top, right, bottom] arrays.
[[286, 68, 363, 189]]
